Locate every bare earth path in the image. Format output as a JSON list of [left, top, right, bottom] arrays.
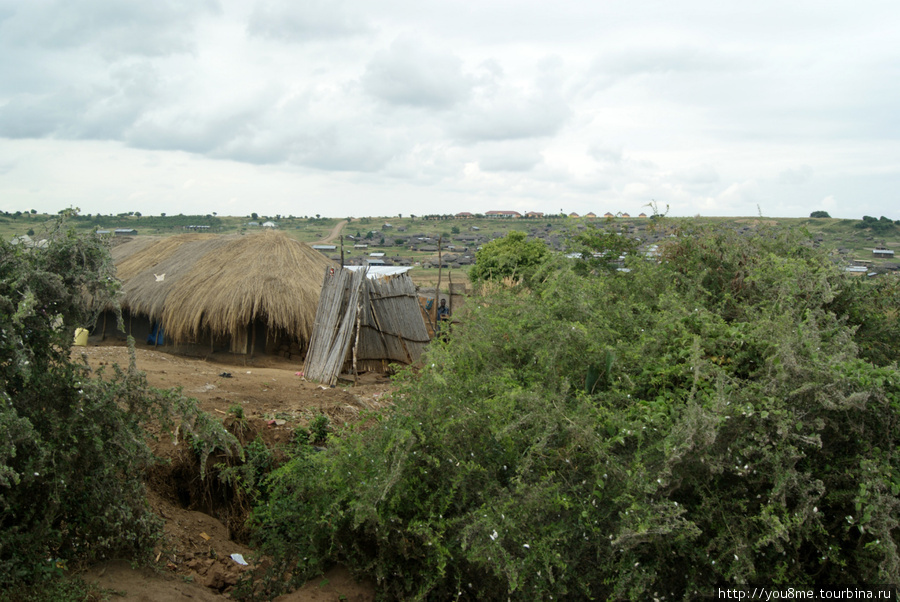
[[314, 219, 351, 244]]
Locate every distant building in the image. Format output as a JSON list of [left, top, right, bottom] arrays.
[[456, 212, 475, 218], [585, 212, 597, 218], [262, 221, 277, 228], [525, 211, 544, 218], [114, 228, 137, 236], [568, 212, 579, 218], [873, 248, 895, 258], [485, 210, 522, 218], [638, 213, 648, 218], [604, 212, 614, 218], [621, 213, 631, 218]]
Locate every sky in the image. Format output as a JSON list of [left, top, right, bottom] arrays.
[[1, 0, 899, 220]]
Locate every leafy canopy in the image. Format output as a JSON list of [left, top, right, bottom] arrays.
[[468, 230, 549, 286]]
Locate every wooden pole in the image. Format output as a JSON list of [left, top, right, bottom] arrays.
[[353, 290, 362, 385], [340, 234, 345, 267], [448, 270, 453, 316], [433, 235, 443, 333]]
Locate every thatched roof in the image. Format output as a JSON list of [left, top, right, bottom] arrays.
[[114, 231, 335, 344]]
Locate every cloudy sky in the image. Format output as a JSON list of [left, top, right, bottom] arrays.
[[1, 0, 898, 219]]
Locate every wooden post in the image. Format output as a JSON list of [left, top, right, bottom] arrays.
[[352, 292, 362, 385], [340, 234, 345, 267], [448, 270, 453, 316], [433, 235, 443, 333], [250, 320, 257, 358]]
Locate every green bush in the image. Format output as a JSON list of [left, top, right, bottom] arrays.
[[468, 231, 549, 286], [251, 221, 900, 599], [0, 214, 237, 590]]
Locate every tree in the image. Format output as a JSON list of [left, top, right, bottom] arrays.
[[251, 212, 259, 221], [566, 222, 638, 275], [451, 225, 460, 234], [0, 213, 236, 591], [809, 210, 831, 218], [468, 230, 549, 286]]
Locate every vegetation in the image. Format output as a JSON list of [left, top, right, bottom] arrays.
[[809, 210, 831, 218], [856, 215, 899, 235], [468, 230, 550, 286], [0, 214, 237, 594], [249, 219, 900, 600]]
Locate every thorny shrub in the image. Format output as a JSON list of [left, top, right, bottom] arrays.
[[0, 212, 237, 593], [250, 220, 899, 600]]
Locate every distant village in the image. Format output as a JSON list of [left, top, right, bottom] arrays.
[[311, 211, 661, 271]]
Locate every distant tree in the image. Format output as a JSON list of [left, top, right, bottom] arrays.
[[567, 223, 639, 276], [29, 209, 36, 215], [26, 228, 34, 236], [451, 226, 460, 234], [316, 214, 321, 219], [160, 213, 166, 217], [469, 231, 549, 286], [809, 210, 831, 218], [251, 212, 259, 220]]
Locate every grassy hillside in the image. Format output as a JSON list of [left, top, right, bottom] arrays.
[[3, 212, 898, 288]]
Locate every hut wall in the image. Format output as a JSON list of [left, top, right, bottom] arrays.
[[353, 275, 429, 367], [305, 267, 430, 384], [91, 310, 153, 342]]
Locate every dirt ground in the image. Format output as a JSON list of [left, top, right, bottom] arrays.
[[74, 340, 388, 601]]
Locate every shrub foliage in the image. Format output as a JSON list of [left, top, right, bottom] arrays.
[[252, 221, 899, 600], [0, 215, 236, 590]]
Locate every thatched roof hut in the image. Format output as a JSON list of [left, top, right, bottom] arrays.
[[107, 231, 335, 355]]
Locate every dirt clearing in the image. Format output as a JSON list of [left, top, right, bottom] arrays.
[[74, 341, 385, 600]]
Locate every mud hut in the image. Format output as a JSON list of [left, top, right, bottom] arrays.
[[304, 266, 431, 385], [95, 231, 336, 358]]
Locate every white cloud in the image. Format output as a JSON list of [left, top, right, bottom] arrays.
[[246, 0, 369, 42], [362, 37, 472, 109], [0, 0, 899, 220], [777, 165, 814, 185]]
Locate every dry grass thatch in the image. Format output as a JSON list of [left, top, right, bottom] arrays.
[[114, 231, 335, 345], [122, 236, 237, 320]]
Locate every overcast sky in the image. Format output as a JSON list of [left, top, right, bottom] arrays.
[[1, 0, 898, 219]]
